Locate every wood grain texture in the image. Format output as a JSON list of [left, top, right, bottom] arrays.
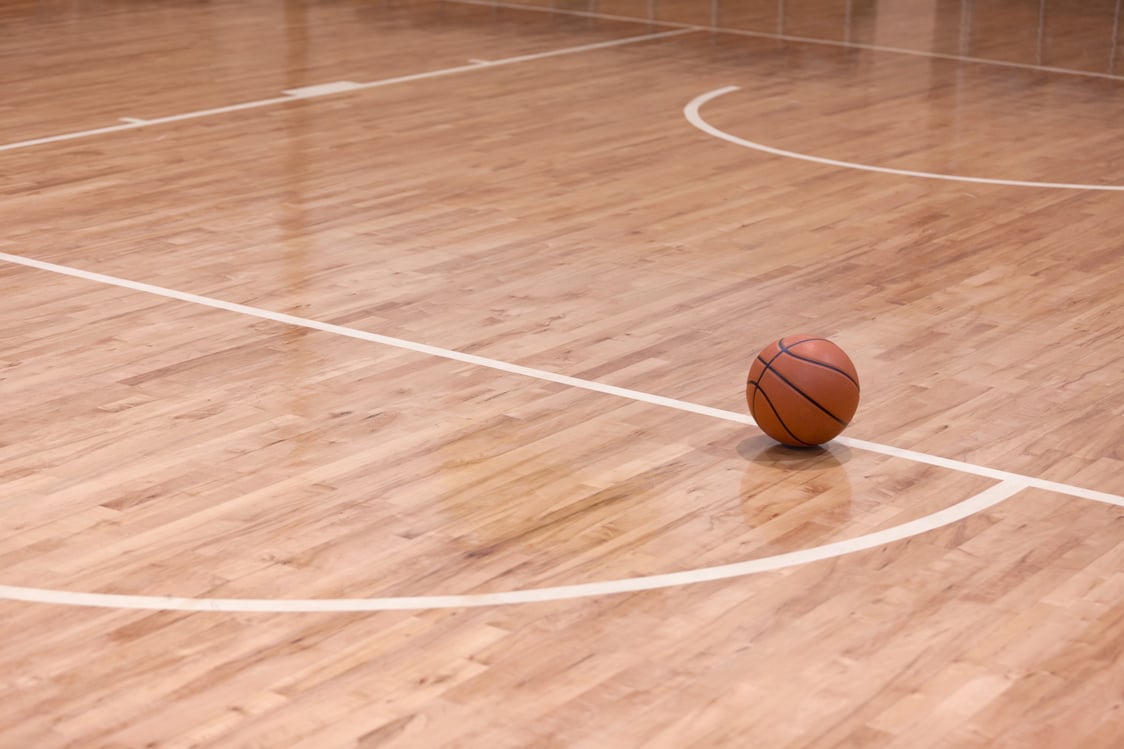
[[0, 0, 1122, 746]]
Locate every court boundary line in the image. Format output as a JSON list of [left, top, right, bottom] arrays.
[[2, 250, 1120, 509], [685, 86, 1124, 191], [445, 0, 1124, 82]]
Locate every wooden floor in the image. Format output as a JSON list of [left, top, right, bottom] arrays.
[[1, 0, 1122, 746]]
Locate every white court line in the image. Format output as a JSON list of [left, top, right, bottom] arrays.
[[446, 0, 1124, 82], [0, 252, 737, 425], [0, 97, 294, 153], [341, 27, 696, 91], [0, 121, 147, 153], [282, 81, 363, 97], [685, 86, 1124, 191], [1, 251, 1121, 509], [835, 436, 1121, 506], [0, 28, 695, 155], [0, 255, 1120, 612], [0, 481, 1026, 612]]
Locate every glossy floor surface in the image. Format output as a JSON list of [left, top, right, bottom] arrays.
[[1, 1, 1122, 746]]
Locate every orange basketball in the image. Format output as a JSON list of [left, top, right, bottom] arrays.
[[746, 334, 860, 447]]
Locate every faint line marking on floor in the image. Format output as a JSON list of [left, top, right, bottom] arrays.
[[0, 28, 697, 154]]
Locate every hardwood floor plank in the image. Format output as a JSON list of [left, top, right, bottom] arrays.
[[1, 1, 1121, 746]]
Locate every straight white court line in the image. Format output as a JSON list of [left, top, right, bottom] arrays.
[[0, 481, 1027, 612], [0, 97, 294, 154], [446, 0, 1124, 82], [685, 86, 1124, 191], [282, 81, 363, 97], [0, 28, 695, 155], [1, 250, 1121, 510]]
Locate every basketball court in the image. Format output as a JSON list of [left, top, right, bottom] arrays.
[[1, 0, 1122, 746]]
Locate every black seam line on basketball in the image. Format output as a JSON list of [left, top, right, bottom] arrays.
[[753, 350, 815, 446], [746, 353, 775, 387], [755, 347, 845, 436], [763, 347, 787, 368], [779, 336, 827, 350], [759, 357, 848, 426], [746, 354, 776, 387], [778, 337, 830, 359], [781, 348, 860, 389], [752, 381, 816, 446]]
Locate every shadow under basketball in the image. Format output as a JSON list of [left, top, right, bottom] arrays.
[[735, 435, 855, 533]]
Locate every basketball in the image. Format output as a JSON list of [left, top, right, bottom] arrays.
[[746, 334, 860, 447]]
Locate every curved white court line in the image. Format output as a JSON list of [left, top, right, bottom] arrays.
[[2, 252, 1122, 612], [0, 481, 1025, 612], [685, 86, 1124, 192]]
